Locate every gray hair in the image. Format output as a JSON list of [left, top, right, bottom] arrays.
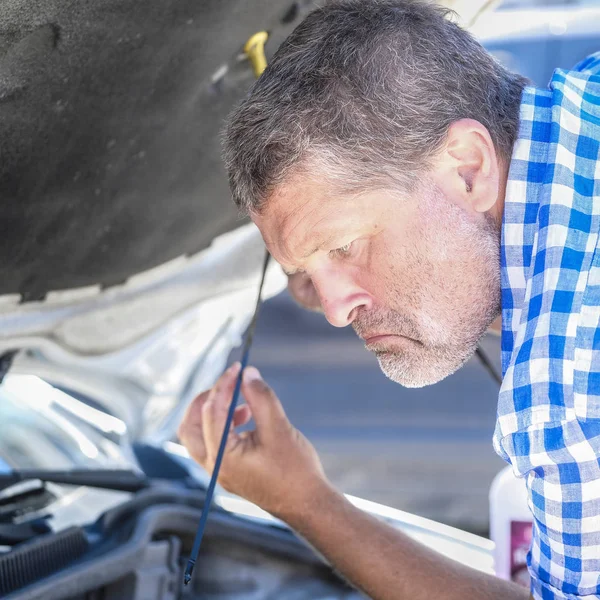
[[223, 0, 528, 214]]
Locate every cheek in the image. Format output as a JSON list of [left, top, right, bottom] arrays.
[[384, 219, 467, 324], [417, 211, 496, 321], [363, 230, 428, 309]]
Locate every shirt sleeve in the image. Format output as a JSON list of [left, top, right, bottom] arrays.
[[495, 47, 600, 598], [499, 420, 600, 599]]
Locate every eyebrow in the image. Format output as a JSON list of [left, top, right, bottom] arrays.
[[281, 232, 343, 275], [299, 232, 339, 260], [280, 247, 316, 276], [300, 245, 320, 260]]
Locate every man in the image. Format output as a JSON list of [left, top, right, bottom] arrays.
[[177, 1, 600, 598]]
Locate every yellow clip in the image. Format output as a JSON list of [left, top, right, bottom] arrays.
[[244, 31, 269, 78]]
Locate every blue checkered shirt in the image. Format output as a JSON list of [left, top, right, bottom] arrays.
[[494, 52, 600, 599]]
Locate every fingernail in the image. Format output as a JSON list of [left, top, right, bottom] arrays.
[[243, 366, 262, 382], [227, 362, 241, 377]]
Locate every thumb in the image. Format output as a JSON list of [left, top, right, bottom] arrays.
[[241, 367, 288, 432]]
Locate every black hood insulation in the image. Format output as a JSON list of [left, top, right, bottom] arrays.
[[0, 0, 308, 301]]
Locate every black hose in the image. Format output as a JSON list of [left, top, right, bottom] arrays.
[[475, 345, 503, 387]]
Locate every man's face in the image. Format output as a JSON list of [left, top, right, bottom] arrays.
[[253, 172, 501, 388]]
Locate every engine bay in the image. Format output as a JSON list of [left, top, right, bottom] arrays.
[[1, 487, 364, 600]]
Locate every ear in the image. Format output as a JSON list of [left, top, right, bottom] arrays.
[[436, 118, 501, 215]]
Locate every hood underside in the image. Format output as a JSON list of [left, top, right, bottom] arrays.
[[0, 0, 498, 303], [0, 0, 500, 358], [0, 0, 308, 302]]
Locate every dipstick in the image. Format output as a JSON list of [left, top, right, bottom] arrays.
[[183, 251, 270, 586]]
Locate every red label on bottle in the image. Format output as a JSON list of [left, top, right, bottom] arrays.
[[510, 520, 533, 587]]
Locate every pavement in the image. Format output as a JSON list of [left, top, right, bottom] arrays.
[[231, 291, 507, 536]]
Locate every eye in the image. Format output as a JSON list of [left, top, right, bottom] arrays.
[[328, 242, 353, 260]]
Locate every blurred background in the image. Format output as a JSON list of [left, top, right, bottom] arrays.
[[231, 0, 600, 537]]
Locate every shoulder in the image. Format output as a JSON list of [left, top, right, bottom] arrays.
[[570, 51, 600, 75]]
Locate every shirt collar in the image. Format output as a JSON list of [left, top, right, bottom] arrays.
[[500, 86, 553, 374]]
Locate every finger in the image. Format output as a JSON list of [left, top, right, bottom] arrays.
[[203, 362, 243, 457], [177, 390, 210, 440], [210, 361, 242, 401], [233, 404, 252, 428], [181, 389, 211, 429], [177, 389, 211, 462], [179, 362, 238, 440], [241, 367, 288, 433]]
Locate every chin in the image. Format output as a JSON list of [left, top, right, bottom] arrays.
[[374, 347, 474, 388]]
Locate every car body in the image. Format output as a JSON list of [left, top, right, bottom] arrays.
[[474, 0, 600, 86], [0, 360, 494, 599]]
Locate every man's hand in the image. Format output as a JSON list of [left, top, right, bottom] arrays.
[[179, 365, 529, 600], [177, 363, 328, 518]]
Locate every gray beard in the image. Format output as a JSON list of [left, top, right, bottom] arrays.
[[355, 216, 501, 388], [374, 338, 481, 388]]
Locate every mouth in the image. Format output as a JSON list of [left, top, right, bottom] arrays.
[[363, 333, 396, 345], [362, 333, 423, 348]]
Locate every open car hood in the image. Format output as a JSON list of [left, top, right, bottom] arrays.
[[0, 0, 306, 300], [0, 0, 500, 439], [0, 0, 308, 439], [0, 0, 503, 301]]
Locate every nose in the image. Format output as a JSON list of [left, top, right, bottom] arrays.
[[310, 268, 372, 328]]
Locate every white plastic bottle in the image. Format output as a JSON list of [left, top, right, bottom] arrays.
[[489, 465, 533, 588]]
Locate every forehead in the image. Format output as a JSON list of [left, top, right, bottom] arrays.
[[253, 177, 349, 255], [252, 175, 401, 266]]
